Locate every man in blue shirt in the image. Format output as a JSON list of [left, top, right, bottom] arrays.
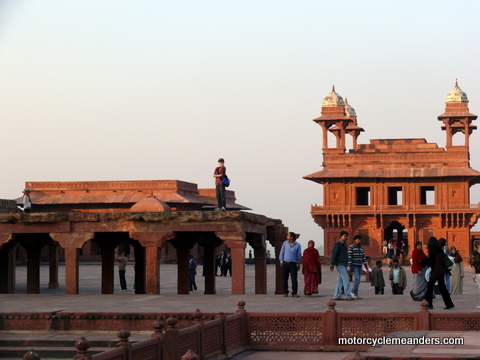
[[279, 232, 302, 297]]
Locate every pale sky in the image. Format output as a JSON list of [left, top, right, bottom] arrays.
[[1, 1, 479, 254]]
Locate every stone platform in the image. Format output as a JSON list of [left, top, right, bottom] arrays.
[[1, 263, 480, 360]]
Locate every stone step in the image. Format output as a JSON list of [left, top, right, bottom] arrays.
[[0, 345, 112, 359], [0, 331, 153, 359]]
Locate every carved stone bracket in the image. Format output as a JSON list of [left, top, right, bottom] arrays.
[[0, 233, 14, 249], [50, 232, 95, 249], [129, 231, 175, 248]]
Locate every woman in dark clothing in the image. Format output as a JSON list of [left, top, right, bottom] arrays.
[[424, 237, 454, 310]]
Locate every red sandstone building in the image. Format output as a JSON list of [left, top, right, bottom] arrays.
[[0, 180, 289, 295], [304, 82, 479, 261]]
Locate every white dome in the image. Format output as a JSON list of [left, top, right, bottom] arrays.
[[344, 98, 356, 117], [322, 86, 345, 107], [445, 81, 468, 103]]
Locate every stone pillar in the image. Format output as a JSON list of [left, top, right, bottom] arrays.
[[101, 246, 115, 294], [220, 232, 246, 295], [129, 232, 174, 295], [64, 247, 80, 294], [0, 236, 15, 294], [50, 232, 94, 295], [321, 123, 329, 149], [26, 247, 41, 294], [177, 247, 190, 294], [267, 223, 288, 295], [203, 244, 216, 294], [48, 243, 59, 289], [254, 245, 267, 294], [134, 245, 146, 294], [145, 247, 160, 294], [274, 240, 284, 295]]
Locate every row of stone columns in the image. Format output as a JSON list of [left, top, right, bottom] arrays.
[[1, 229, 286, 295]]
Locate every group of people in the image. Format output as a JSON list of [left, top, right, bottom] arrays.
[[383, 239, 408, 264], [281, 230, 480, 308], [216, 250, 232, 276], [410, 237, 480, 309]]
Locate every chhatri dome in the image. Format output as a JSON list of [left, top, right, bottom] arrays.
[[322, 85, 345, 107], [445, 80, 469, 103], [344, 97, 357, 117]]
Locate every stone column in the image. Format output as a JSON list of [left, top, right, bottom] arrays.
[[134, 245, 146, 294], [197, 233, 222, 295], [267, 223, 289, 295], [0, 235, 15, 294], [26, 247, 41, 294], [229, 243, 246, 294], [50, 232, 94, 295], [203, 244, 216, 294], [254, 245, 267, 294], [101, 246, 115, 294], [321, 123, 329, 149], [48, 243, 59, 289], [176, 247, 190, 294], [129, 232, 175, 295], [64, 247, 80, 294], [220, 232, 246, 295], [145, 247, 160, 294]]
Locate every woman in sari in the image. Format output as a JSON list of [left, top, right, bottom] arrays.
[[449, 246, 464, 295], [410, 241, 427, 301], [302, 240, 322, 296]]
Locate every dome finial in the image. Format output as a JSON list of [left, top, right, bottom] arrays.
[[455, 78, 458, 88], [332, 85, 335, 93]]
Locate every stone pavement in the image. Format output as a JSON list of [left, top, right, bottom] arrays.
[[2, 263, 480, 360], [2, 263, 480, 314]]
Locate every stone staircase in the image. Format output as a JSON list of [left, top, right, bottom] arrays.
[[0, 330, 152, 359]]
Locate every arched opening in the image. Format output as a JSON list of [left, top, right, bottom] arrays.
[[384, 221, 409, 264]]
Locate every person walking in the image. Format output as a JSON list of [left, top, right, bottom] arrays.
[[424, 237, 454, 310], [279, 232, 302, 298], [470, 240, 480, 308], [213, 158, 227, 211], [449, 246, 464, 295], [410, 241, 428, 301], [115, 252, 128, 292], [439, 238, 451, 292], [330, 231, 353, 301], [226, 253, 232, 276], [348, 234, 367, 299], [219, 250, 228, 276], [302, 240, 322, 297], [188, 255, 198, 293], [371, 260, 385, 295], [382, 240, 388, 258]]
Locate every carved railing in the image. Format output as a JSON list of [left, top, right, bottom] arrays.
[[21, 299, 480, 360], [311, 203, 480, 215]]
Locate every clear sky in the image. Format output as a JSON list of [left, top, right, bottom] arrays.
[[1, 1, 479, 254]]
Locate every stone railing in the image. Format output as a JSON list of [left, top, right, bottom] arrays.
[[0, 199, 18, 213], [20, 299, 480, 360], [310, 203, 480, 215]]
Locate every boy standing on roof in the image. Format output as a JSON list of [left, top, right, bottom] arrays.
[[213, 158, 227, 211]]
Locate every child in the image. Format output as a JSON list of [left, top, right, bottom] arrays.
[[371, 260, 385, 294], [388, 258, 407, 295]]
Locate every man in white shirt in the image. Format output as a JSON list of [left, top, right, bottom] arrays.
[[22, 189, 32, 213]]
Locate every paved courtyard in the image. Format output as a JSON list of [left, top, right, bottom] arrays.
[[2, 262, 480, 314], [2, 262, 480, 360]]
